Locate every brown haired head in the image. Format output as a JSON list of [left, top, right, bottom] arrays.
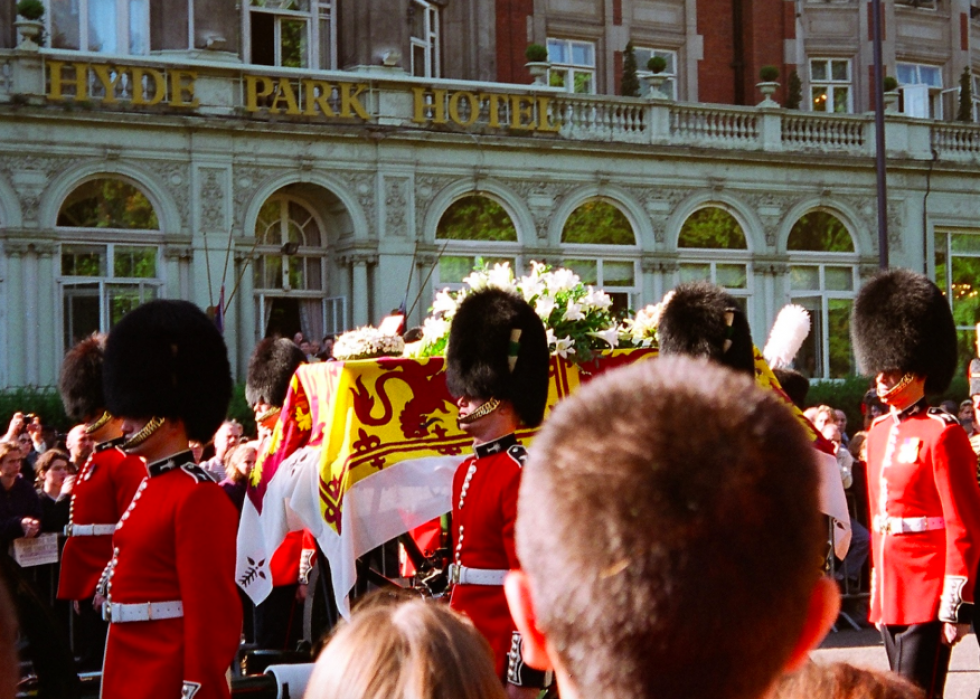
[[305, 594, 506, 699], [516, 356, 827, 699], [34, 449, 71, 487], [773, 662, 924, 699]]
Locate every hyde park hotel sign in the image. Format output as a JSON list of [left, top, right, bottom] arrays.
[[45, 61, 561, 133]]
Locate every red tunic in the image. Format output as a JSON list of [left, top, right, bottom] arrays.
[[448, 434, 524, 679], [866, 402, 980, 625], [269, 529, 316, 587], [57, 441, 146, 600], [101, 452, 242, 699]]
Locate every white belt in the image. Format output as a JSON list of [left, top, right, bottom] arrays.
[[449, 564, 508, 586], [873, 515, 945, 535], [103, 600, 183, 623], [65, 523, 116, 537]]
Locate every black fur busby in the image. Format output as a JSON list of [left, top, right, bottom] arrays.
[[58, 334, 108, 423], [970, 359, 980, 397], [657, 282, 756, 376], [245, 338, 306, 409], [103, 300, 232, 443], [773, 368, 810, 411], [851, 268, 957, 395], [446, 288, 550, 428]]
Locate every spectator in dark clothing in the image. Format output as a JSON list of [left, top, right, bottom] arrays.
[[15, 432, 37, 483], [0, 441, 42, 551], [35, 450, 71, 534]]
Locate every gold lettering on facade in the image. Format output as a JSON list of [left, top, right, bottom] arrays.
[[169, 71, 199, 108], [413, 87, 559, 131], [448, 91, 480, 127], [91, 64, 124, 104], [47, 61, 89, 102], [303, 80, 337, 117], [269, 77, 301, 115], [339, 83, 370, 120], [131, 67, 166, 105]]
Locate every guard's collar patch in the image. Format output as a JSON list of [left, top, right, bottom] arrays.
[[474, 433, 518, 459], [147, 450, 197, 477], [95, 436, 126, 453]]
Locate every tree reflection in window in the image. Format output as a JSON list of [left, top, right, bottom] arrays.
[[436, 196, 518, 241], [678, 207, 747, 249], [57, 178, 159, 229], [254, 196, 323, 291], [787, 211, 854, 252], [562, 199, 635, 245], [935, 230, 980, 374]]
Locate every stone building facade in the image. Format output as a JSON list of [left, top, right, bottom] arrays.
[[1, 1, 980, 388]]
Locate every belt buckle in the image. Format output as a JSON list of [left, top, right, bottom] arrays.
[[64, 523, 72, 537], [102, 602, 112, 623], [450, 565, 460, 585]]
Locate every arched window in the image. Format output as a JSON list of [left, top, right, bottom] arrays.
[[434, 195, 519, 288], [561, 199, 638, 315], [57, 177, 162, 350], [676, 207, 751, 312], [935, 228, 980, 376], [786, 211, 858, 379], [254, 194, 333, 341]]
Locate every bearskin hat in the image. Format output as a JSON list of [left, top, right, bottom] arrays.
[[657, 282, 756, 376], [851, 268, 957, 395], [446, 288, 550, 428], [971, 359, 980, 398], [103, 300, 232, 443], [773, 368, 810, 411], [58, 333, 108, 423], [245, 338, 306, 409]]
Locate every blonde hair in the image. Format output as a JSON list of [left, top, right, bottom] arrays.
[[773, 661, 923, 699], [305, 595, 506, 699], [224, 441, 258, 484]]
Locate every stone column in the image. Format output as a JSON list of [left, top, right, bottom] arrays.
[[22, 246, 39, 385], [4, 243, 26, 385], [35, 243, 57, 386]]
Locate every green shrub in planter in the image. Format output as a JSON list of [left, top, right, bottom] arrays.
[[883, 76, 898, 92], [759, 65, 779, 83], [525, 43, 548, 63], [647, 55, 667, 74], [16, 0, 45, 20]]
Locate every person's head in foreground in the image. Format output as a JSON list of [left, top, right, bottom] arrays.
[[304, 595, 506, 699], [505, 356, 840, 699], [773, 661, 924, 699]]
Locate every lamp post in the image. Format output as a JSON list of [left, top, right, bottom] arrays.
[[872, 0, 889, 269]]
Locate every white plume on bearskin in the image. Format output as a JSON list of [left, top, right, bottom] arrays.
[[763, 304, 811, 370]]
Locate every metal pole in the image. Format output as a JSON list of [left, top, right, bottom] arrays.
[[872, 0, 889, 269]]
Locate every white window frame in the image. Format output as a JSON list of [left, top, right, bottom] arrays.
[[676, 254, 753, 308], [971, 74, 980, 123], [547, 38, 597, 95], [244, 0, 337, 70], [809, 58, 853, 114], [410, 0, 441, 79], [431, 245, 523, 294], [47, 0, 150, 55], [561, 255, 640, 312], [633, 47, 678, 100], [897, 62, 943, 119]]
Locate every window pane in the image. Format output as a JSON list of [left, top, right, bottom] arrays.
[[573, 71, 594, 94], [108, 284, 144, 327], [63, 283, 101, 348], [832, 87, 849, 113], [437, 196, 518, 241], [565, 260, 597, 284], [678, 208, 747, 249], [49, 0, 81, 49], [920, 66, 941, 87], [950, 256, 980, 330], [114, 246, 156, 278], [657, 51, 675, 74], [935, 232, 948, 291], [287, 258, 305, 289], [88, 0, 118, 53], [897, 64, 916, 84], [562, 200, 634, 245], [827, 299, 854, 378], [679, 264, 710, 283], [950, 233, 980, 254], [305, 257, 322, 290], [571, 43, 594, 66], [831, 60, 849, 81], [790, 265, 820, 291], [716, 264, 747, 289], [62, 245, 107, 277], [547, 39, 567, 64], [549, 70, 567, 89], [793, 296, 822, 378], [280, 19, 309, 68], [787, 211, 854, 252], [811, 61, 828, 81], [602, 261, 635, 287], [439, 256, 476, 284], [812, 86, 829, 112], [58, 179, 159, 229], [263, 255, 284, 288], [129, 0, 149, 54], [824, 266, 853, 291]]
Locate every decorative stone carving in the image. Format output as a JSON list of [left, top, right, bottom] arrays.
[[0, 155, 82, 225], [744, 191, 794, 248], [384, 176, 409, 237], [163, 245, 194, 262], [414, 175, 455, 239], [507, 179, 575, 242], [342, 172, 378, 239], [146, 161, 191, 225], [199, 168, 227, 232], [628, 186, 690, 244], [232, 165, 268, 230]]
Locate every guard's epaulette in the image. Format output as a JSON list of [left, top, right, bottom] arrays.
[[506, 444, 528, 468], [927, 407, 960, 426], [179, 464, 217, 484]]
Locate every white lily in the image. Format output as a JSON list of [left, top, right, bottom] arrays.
[[589, 326, 620, 349], [535, 296, 557, 320], [582, 286, 613, 312], [547, 268, 579, 294], [553, 335, 575, 358], [420, 317, 450, 346], [432, 288, 458, 317], [486, 262, 516, 291], [562, 300, 585, 322]]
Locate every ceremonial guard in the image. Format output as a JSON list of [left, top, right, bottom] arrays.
[[852, 268, 980, 699], [100, 300, 242, 699], [55, 334, 146, 671], [245, 338, 316, 651], [445, 288, 551, 698]]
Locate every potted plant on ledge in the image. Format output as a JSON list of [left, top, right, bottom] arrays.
[[525, 43, 550, 87], [15, 0, 45, 51], [645, 55, 669, 100], [757, 65, 780, 107], [883, 76, 899, 113]]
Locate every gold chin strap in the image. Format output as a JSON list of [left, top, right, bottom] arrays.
[[123, 416, 165, 450], [458, 397, 501, 425], [85, 411, 112, 435], [878, 372, 915, 400]]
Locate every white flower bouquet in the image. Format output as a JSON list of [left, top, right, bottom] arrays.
[[332, 326, 406, 361]]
